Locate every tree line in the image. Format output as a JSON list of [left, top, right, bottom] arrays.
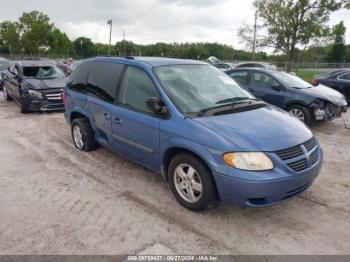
[[0, 3, 350, 64], [239, 0, 350, 68]]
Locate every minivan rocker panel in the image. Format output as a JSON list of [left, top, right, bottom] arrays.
[[64, 57, 323, 211]]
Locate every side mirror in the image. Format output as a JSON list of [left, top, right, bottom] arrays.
[[146, 97, 168, 115], [271, 84, 282, 91]]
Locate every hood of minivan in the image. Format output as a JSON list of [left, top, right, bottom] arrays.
[[24, 78, 66, 90], [194, 105, 313, 152], [297, 84, 347, 106]]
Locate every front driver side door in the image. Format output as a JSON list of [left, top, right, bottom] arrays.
[[247, 71, 285, 108], [112, 66, 161, 171], [7, 64, 20, 100]]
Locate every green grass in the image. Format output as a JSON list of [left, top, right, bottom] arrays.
[[296, 70, 324, 83]]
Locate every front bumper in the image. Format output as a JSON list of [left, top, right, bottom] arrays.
[[313, 104, 347, 121], [214, 148, 323, 207], [22, 96, 65, 112]]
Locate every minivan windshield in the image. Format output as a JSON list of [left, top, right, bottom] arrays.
[[155, 64, 255, 114], [270, 71, 312, 89], [23, 66, 65, 79]]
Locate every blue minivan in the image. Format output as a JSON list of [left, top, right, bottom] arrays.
[[64, 57, 323, 211]]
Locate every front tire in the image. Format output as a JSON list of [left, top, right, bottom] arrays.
[[3, 85, 12, 101], [71, 118, 98, 152], [168, 153, 216, 212], [288, 105, 311, 124]]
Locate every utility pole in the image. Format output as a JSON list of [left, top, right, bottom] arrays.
[[107, 19, 113, 56], [9, 44, 13, 60], [252, 0, 259, 61], [123, 29, 126, 56]]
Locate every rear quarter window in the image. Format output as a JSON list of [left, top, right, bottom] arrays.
[[69, 62, 90, 93], [87, 62, 125, 103]]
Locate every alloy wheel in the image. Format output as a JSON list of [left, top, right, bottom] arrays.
[[3, 86, 8, 100], [73, 125, 84, 150], [174, 164, 203, 203], [289, 108, 305, 122]]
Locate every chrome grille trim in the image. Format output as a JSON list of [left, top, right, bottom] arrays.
[[275, 146, 303, 160], [275, 137, 319, 172]]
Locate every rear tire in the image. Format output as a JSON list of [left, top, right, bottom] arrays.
[[287, 105, 311, 124], [71, 118, 98, 152], [168, 153, 216, 212]]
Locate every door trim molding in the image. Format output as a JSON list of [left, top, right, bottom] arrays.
[[112, 134, 154, 154]]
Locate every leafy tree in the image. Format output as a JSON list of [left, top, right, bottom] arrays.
[[48, 28, 72, 57], [240, 0, 343, 70], [0, 21, 21, 56], [95, 43, 112, 56], [72, 37, 96, 58], [19, 11, 54, 55], [327, 21, 346, 62]]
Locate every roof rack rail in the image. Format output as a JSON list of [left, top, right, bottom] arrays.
[[124, 56, 135, 60]]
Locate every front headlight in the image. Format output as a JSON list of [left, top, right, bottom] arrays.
[[27, 89, 43, 99], [223, 152, 274, 171]]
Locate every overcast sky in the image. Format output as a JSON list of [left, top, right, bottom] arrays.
[[0, 0, 349, 50]]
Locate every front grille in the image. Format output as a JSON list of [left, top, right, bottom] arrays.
[[275, 146, 303, 160], [275, 137, 319, 172], [303, 137, 317, 152], [45, 93, 63, 101], [309, 149, 319, 166], [287, 158, 308, 172], [43, 89, 64, 102]]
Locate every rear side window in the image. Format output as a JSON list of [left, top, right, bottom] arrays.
[[339, 73, 350, 80], [69, 62, 90, 93], [117, 66, 159, 113], [87, 62, 124, 103]]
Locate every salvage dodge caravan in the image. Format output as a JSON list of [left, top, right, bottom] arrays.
[[64, 57, 323, 211]]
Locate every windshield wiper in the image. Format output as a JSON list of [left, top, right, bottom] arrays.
[[197, 98, 263, 117], [215, 97, 260, 104]]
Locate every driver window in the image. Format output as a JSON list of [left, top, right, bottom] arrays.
[[117, 66, 160, 113], [251, 72, 279, 89]]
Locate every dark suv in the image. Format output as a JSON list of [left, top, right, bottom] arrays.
[[2, 60, 66, 113]]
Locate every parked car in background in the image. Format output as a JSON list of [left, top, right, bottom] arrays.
[[236, 62, 278, 70], [207, 56, 236, 71], [66, 60, 82, 75], [227, 68, 347, 124], [0, 59, 10, 90], [64, 57, 322, 211], [2, 60, 66, 113], [214, 62, 236, 71], [22, 56, 45, 61], [312, 69, 350, 103]]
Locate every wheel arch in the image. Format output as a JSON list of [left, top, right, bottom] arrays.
[[161, 143, 219, 188], [285, 100, 309, 110], [69, 107, 92, 124]]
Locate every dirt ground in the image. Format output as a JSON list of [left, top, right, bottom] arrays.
[[0, 95, 349, 255]]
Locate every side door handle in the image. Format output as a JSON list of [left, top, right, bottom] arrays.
[[113, 117, 123, 125], [104, 112, 111, 120]]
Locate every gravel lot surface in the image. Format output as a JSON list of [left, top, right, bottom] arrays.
[[0, 95, 349, 255]]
